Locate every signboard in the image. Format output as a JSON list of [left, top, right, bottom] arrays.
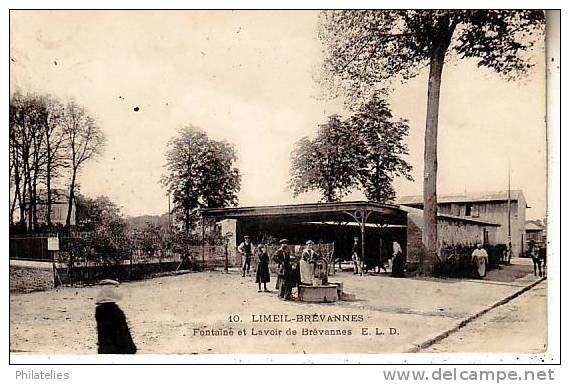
[[47, 237, 59, 251]]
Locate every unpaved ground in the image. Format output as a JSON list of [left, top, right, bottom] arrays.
[[423, 280, 547, 354], [10, 259, 546, 354], [10, 264, 53, 294]]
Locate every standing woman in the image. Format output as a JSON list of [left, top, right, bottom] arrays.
[[299, 240, 316, 285], [255, 245, 271, 292], [95, 279, 137, 354]]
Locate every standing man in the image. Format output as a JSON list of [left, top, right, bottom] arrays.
[[351, 236, 362, 275], [506, 242, 513, 265], [272, 239, 293, 300], [237, 235, 254, 277], [530, 243, 544, 277]]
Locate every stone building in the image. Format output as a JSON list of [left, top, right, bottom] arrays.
[[397, 190, 528, 256], [13, 188, 76, 228], [400, 206, 500, 264], [525, 221, 547, 249]]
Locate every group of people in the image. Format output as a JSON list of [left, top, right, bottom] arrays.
[[237, 236, 328, 300], [237, 235, 271, 291], [350, 236, 405, 277], [471, 242, 547, 279], [238, 234, 410, 300]]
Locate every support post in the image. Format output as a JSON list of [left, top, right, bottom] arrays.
[[224, 238, 229, 273], [360, 219, 365, 277], [342, 209, 373, 276], [51, 251, 57, 288], [201, 217, 205, 268]]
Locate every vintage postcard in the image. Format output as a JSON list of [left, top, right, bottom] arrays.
[[8, 9, 559, 364]]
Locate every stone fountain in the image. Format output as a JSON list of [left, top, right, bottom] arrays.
[[297, 259, 354, 303]]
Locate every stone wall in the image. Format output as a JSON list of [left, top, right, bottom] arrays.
[[404, 206, 493, 264], [406, 218, 424, 264]]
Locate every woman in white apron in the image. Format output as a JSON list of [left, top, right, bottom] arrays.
[[300, 240, 316, 285], [471, 244, 488, 278]]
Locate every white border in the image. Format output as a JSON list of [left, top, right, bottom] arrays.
[[3, 1, 563, 369]]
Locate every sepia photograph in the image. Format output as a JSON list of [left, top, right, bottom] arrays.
[[7, 8, 558, 363]]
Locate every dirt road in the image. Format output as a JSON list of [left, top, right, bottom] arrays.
[[10, 259, 546, 355], [423, 280, 547, 353]]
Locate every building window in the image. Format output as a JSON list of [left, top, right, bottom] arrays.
[[471, 204, 479, 218], [452, 204, 460, 216], [465, 203, 472, 216]]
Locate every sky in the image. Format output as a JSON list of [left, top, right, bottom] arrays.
[[9, 11, 548, 220]]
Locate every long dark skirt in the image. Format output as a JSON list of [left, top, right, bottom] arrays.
[[95, 302, 137, 354], [255, 262, 270, 283], [276, 275, 284, 291]]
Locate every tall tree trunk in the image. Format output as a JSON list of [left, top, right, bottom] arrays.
[[46, 170, 52, 227], [19, 169, 27, 227], [10, 190, 16, 227], [32, 169, 39, 230], [185, 206, 190, 234], [46, 142, 53, 227], [9, 157, 14, 226], [66, 170, 77, 228], [421, 36, 449, 275], [9, 150, 20, 227], [26, 166, 34, 232], [10, 184, 18, 228]]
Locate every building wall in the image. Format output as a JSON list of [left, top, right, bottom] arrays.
[[438, 199, 525, 256], [406, 214, 491, 263], [36, 202, 76, 226], [18, 201, 76, 226], [526, 230, 545, 244], [406, 219, 424, 263]]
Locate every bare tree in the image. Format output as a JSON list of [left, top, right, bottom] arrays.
[[61, 100, 106, 228], [9, 93, 49, 231], [9, 98, 25, 227], [42, 97, 67, 227]]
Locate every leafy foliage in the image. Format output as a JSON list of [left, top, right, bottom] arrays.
[[289, 115, 364, 202], [131, 221, 166, 256], [318, 10, 544, 271], [289, 100, 413, 203], [318, 10, 545, 102], [161, 126, 241, 231], [73, 194, 130, 262], [75, 194, 127, 234], [350, 93, 413, 202]]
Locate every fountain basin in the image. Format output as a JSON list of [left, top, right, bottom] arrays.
[[298, 283, 339, 303]]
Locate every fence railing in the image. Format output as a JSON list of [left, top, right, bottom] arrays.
[[9, 235, 53, 261], [11, 233, 336, 285]]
